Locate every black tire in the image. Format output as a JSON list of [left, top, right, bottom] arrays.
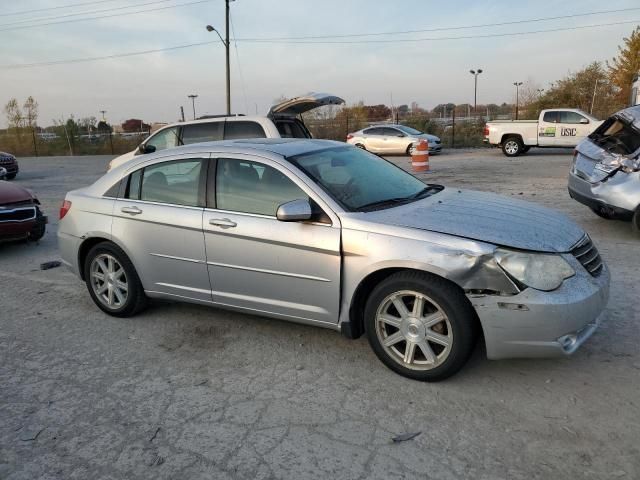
[[364, 271, 478, 382], [405, 144, 413, 156], [632, 208, 640, 233], [355, 143, 366, 150], [28, 211, 46, 241], [501, 136, 523, 157], [5, 173, 16, 180], [83, 241, 147, 317]]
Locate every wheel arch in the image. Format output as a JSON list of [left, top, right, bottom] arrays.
[[500, 133, 524, 145], [344, 266, 483, 344], [77, 235, 140, 283]]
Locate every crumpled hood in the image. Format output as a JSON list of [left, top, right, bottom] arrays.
[[0, 180, 33, 205], [363, 188, 585, 253]]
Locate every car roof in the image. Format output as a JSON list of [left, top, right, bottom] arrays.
[[170, 138, 345, 158]]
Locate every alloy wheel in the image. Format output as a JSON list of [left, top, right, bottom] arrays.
[[375, 290, 453, 370], [504, 140, 519, 155], [90, 253, 129, 309]]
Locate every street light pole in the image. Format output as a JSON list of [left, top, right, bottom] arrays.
[[469, 69, 483, 118], [188, 94, 198, 119], [206, 0, 232, 116], [513, 82, 523, 120]]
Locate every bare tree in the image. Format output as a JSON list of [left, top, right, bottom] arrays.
[[23, 96, 39, 156], [4, 98, 23, 131]]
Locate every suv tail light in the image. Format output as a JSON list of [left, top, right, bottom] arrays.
[[59, 200, 72, 220], [483, 126, 490, 136], [346, 134, 354, 140]]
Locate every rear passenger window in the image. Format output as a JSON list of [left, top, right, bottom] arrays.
[[224, 121, 267, 140], [215, 158, 307, 216], [543, 111, 559, 123], [276, 121, 309, 138], [139, 159, 204, 206], [182, 122, 224, 144]]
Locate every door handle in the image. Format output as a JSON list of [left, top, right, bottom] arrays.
[[121, 206, 143, 215], [209, 218, 237, 229]]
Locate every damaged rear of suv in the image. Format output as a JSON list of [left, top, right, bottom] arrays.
[[568, 105, 640, 230]]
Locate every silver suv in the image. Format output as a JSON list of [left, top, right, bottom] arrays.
[[108, 93, 344, 170]]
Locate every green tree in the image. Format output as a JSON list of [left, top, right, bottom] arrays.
[[608, 26, 640, 107]]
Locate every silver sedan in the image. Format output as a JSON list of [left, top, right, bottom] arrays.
[[347, 125, 442, 155], [58, 139, 609, 381]]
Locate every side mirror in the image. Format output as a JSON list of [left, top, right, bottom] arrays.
[[138, 144, 156, 154], [276, 199, 312, 222], [579, 118, 589, 124]]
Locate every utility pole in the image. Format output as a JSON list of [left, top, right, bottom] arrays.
[[469, 69, 483, 118], [180, 106, 185, 122], [206, 0, 232, 115], [513, 82, 523, 120], [100, 110, 106, 121], [590, 79, 599, 115], [188, 94, 198, 119], [225, 0, 231, 115]]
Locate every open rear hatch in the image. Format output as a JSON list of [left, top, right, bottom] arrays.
[[268, 92, 345, 117], [574, 107, 640, 183]]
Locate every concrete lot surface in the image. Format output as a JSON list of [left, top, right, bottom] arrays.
[[1, 149, 638, 479]]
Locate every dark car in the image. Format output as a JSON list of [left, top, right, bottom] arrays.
[[0, 152, 18, 180], [0, 181, 47, 242]]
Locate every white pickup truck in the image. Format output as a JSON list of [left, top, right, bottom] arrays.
[[484, 108, 603, 157]]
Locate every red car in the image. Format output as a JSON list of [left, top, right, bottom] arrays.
[[0, 180, 47, 242]]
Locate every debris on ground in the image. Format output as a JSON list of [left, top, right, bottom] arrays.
[[149, 427, 161, 442], [20, 427, 45, 442], [392, 432, 421, 443], [39, 260, 61, 270]]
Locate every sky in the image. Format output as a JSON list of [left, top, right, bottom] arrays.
[[1, 0, 639, 127]]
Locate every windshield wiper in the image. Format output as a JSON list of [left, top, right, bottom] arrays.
[[357, 187, 440, 212]]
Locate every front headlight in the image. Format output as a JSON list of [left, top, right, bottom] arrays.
[[495, 249, 575, 291]]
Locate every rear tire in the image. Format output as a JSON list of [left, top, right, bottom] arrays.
[[84, 241, 147, 317], [591, 206, 615, 220], [632, 208, 640, 233], [502, 136, 523, 157], [5, 173, 16, 180], [364, 271, 478, 382]]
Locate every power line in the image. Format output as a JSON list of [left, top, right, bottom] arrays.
[[0, 0, 178, 27], [0, 0, 212, 32], [235, 19, 640, 44], [235, 7, 640, 41], [0, 0, 125, 17], [2, 18, 638, 70]]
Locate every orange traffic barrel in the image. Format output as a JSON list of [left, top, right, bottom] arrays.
[[411, 140, 430, 172]]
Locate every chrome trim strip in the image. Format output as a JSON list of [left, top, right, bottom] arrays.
[[0, 206, 36, 223], [206, 260, 332, 282], [155, 283, 212, 295], [150, 253, 205, 264]]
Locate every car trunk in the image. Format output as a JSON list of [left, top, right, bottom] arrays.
[[268, 93, 345, 139], [574, 109, 640, 183]]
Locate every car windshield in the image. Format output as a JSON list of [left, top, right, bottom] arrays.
[[395, 125, 423, 135], [288, 146, 441, 211]]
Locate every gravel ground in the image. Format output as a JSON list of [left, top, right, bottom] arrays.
[[1, 149, 638, 479]]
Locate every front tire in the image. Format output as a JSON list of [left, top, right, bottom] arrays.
[[502, 136, 523, 157], [84, 242, 147, 317], [355, 143, 366, 150], [364, 271, 478, 381], [5, 173, 16, 180]]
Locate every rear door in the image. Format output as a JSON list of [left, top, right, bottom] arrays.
[[363, 127, 385, 152], [538, 111, 559, 146], [202, 155, 341, 324], [111, 155, 211, 302]]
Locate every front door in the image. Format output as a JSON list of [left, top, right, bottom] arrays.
[[111, 156, 211, 302], [557, 111, 592, 147], [203, 156, 341, 324]]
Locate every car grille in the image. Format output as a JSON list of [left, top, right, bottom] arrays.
[[571, 235, 603, 277], [0, 157, 15, 165], [0, 206, 36, 222]]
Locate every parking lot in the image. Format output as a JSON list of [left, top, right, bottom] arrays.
[[1, 149, 639, 479]]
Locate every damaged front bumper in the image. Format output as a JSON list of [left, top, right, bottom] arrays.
[[468, 255, 610, 360]]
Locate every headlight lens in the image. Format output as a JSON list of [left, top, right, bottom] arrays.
[[495, 249, 575, 291]]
